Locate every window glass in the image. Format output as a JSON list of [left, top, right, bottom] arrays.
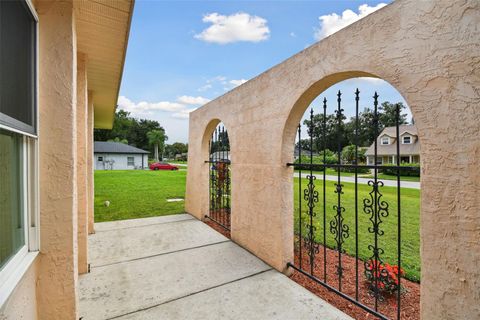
[[0, 130, 25, 270], [381, 137, 389, 145], [98, 156, 103, 161], [0, 0, 37, 134], [403, 136, 411, 144], [127, 157, 135, 166]]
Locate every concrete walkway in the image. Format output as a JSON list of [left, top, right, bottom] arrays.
[[79, 214, 352, 320], [297, 172, 420, 189]]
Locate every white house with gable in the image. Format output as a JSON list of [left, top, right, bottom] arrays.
[[94, 141, 149, 170]]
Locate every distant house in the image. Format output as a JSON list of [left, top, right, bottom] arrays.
[[210, 151, 230, 161], [94, 141, 149, 170], [365, 125, 420, 165], [293, 146, 319, 160]]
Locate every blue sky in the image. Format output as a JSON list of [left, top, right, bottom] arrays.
[[118, 0, 409, 143]]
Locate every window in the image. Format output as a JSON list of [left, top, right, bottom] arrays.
[[0, 0, 37, 135], [0, 131, 25, 270], [403, 136, 411, 144], [98, 156, 103, 161], [127, 156, 135, 166], [381, 137, 390, 145], [0, 0, 38, 303]]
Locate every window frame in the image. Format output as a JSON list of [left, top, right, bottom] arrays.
[[0, 0, 39, 308], [127, 156, 135, 166], [381, 136, 390, 145], [0, 0, 38, 136], [402, 135, 412, 144]]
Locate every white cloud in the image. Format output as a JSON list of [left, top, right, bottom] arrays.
[[172, 108, 197, 119], [118, 96, 185, 115], [314, 3, 387, 40], [118, 96, 198, 121], [197, 84, 212, 92], [195, 12, 270, 44], [229, 79, 247, 87], [290, 32, 296, 37], [177, 95, 211, 105]]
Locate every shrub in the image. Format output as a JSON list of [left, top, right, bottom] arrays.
[[365, 260, 405, 294], [338, 166, 370, 174], [382, 162, 420, 177]]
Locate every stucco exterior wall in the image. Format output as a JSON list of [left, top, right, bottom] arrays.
[[87, 93, 95, 235], [0, 260, 38, 320], [77, 54, 89, 275], [186, 1, 480, 319], [37, 1, 79, 319], [94, 153, 148, 170]]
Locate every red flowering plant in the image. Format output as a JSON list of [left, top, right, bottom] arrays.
[[365, 260, 405, 295]]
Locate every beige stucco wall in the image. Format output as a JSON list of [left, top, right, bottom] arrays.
[[77, 54, 89, 275], [37, 1, 79, 319], [87, 92, 95, 235], [186, 1, 480, 319], [0, 261, 39, 320]]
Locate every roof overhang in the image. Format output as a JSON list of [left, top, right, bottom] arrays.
[[75, 0, 134, 129]]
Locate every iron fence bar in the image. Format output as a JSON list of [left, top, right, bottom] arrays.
[[322, 97, 327, 283], [209, 139, 213, 222], [298, 124, 303, 269], [204, 214, 230, 231], [221, 126, 226, 228], [373, 91, 379, 311], [354, 88, 360, 301], [287, 262, 389, 320], [214, 127, 219, 224], [334, 90, 345, 291], [308, 108, 315, 275], [287, 163, 418, 170], [396, 104, 402, 320]]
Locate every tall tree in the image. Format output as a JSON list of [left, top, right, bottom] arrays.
[[94, 109, 165, 155], [379, 101, 408, 128], [147, 129, 168, 162]]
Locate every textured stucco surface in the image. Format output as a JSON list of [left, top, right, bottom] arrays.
[[77, 54, 89, 275], [87, 92, 95, 235], [186, 1, 480, 319], [37, 1, 79, 319], [0, 261, 38, 320]]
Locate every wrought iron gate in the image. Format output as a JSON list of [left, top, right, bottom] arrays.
[[206, 124, 231, 230], [287, 90, 418, 320]]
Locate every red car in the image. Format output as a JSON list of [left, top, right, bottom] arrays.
[[149, 162, 179, 171]]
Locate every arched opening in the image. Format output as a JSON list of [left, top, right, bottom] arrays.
[[202, 121, 231, 238], [284, 75, 420, 320]]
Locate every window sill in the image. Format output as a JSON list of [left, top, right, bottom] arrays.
[[0, 251, 39, 309]]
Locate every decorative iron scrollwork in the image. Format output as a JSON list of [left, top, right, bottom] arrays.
[[363, 180, 392, 298], [303, 174, 320, 269]]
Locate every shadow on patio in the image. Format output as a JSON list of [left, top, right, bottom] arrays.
[[79, 214, 351, 319]]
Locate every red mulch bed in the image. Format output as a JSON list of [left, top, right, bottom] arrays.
[[290, 241, 420, 319], [203, 209, 231, 238]]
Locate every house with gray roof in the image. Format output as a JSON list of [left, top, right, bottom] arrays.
[[365, 125, 420, 165], [94, 141, 149, 170]]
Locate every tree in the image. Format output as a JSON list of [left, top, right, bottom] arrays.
[[342, 144, 366, 164], [379, 101, 408, 128], [107, 137, 128, 144], [147, 129, 168, 162], [94, 109, 165, 154]]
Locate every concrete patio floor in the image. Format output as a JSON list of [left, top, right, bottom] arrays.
[[79, 214, 352, 320]]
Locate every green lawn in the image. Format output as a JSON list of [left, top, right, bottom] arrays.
[[294, 177, 420, 282], [94, 170, 186, 222], [94, 170, 420, 282]]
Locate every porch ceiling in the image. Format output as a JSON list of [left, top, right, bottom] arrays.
[[75, 0, 134, 129]]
